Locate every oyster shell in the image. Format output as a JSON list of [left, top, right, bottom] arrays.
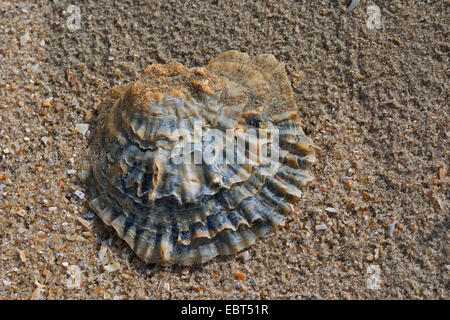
[[81, 51, 316, 265]]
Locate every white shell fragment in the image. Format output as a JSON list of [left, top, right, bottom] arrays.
[[66, 265, 82, 289], [315, 224, 328, 231], [74, 190, 85, 200], [325, 207, 338, 214], [388, 221, 397, 238], [19, 32, 30, 46], [104, 262, 121, 273], [75, 123, 89, 135]]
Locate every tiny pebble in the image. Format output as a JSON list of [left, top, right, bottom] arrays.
[[62, 262, 69, 267], [18, 227, 25, 234], [48, 207, 57, 212], [0, 184, 6, 191], [23, 137, 30, 141], [75, 123, 89, 135], [315, 224, 328, 231], [67, 169, 77, 175], [74, 190, 85, 200], [3, 148, 9, 154], [366, 254, 374, 262]]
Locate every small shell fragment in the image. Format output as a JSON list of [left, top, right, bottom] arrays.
[[104, 262, 121, 272], [19, 32, 30, 46], [76, 216, 92, 229], [41, 137, 51, 145], [98, 245, 108, 263], [237, 251, 250, 262], [315, 224, 328, 231], [388, 221, 397, 238], [74, 190, 85, 200], [30, 286, 43, 300], [41, 97, 53, 107], [180, 267, 190, 275], [75, 123, 89, 135], [438, 168, 446, 180], [66, 265, 82, 289], [325, 207, 338, 214], [18, 249, 27, 263]]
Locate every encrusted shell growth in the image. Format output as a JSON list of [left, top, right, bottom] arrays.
[[81, 51, 317, 266]]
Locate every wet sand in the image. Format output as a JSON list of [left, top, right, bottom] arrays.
[[0, 0, 448, 299]]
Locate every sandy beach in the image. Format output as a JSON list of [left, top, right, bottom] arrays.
[[0, 0, 448, 299]]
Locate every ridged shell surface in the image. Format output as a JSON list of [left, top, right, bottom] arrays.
[[81, 51, 316, 265]]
